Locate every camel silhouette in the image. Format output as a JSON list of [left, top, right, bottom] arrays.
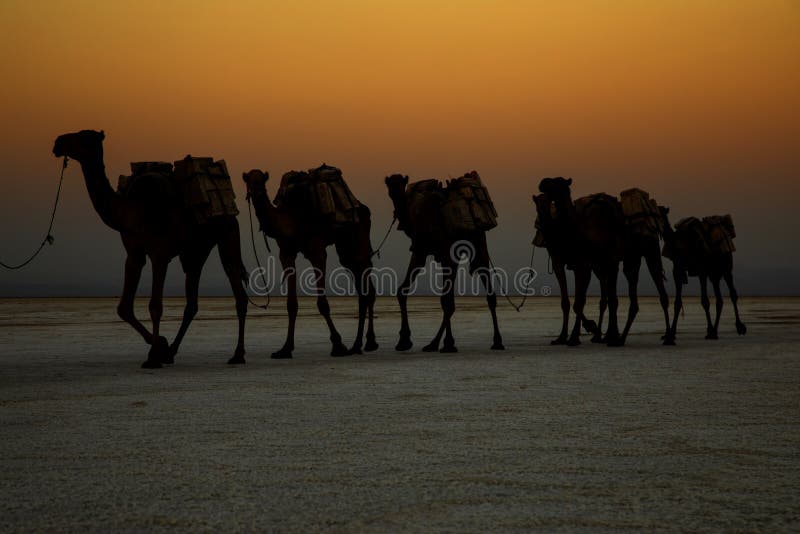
[[593, 192, 674, 345], [384, 174, 503, 353], [659, 207, 746, 340], [242, 169, 377, 358], [534, 177, 630, 346], [52, 130, 248, 368]]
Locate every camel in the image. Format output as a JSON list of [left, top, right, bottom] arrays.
[[52, 130, 248, 368], [242, 169, 377, 358], [384, 174, 503, 353], [533, 177, 625, 346], [659, 207, 746, 340], [593, 193, 674, 345]]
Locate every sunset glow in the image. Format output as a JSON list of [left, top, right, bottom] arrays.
[[1, 0, 798, 294]]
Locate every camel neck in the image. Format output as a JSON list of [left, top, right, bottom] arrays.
[[250, 187, 285, 240], [388, 192, 410, 232], [79, 158, 125, 232]]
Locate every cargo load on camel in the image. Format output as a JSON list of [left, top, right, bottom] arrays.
[[703, 214, 736, 253], [619, 187, 663, 237], [442, 171, 498, 233], [275, 164, 361, 225], [117, 161, 173, 195], [574, 192, 619, 217], [173, 156, 239, 224]]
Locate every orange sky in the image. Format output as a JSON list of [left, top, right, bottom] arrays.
[[1, 0, 798, 294]]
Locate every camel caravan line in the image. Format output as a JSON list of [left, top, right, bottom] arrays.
[[1, 129, 746, 368]]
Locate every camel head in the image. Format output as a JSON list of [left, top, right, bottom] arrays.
[[658, 205, 672, 230], [538, 177, 573, 204], [242, 169, 269, 197], [53, 130, 105, 162], [384, 174, 409, 198], [532, 193, 558, 228]]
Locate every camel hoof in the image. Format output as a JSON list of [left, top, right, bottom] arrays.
[[663, 337, 676, 346], [227, 355, 246, 365], [395, 338, 413, 352], [566, 337, 581, 347], [590, 335, 605, 344], [271, 348, 293, 359], [364, 340, 379, 352], [736, 322, 747, 335], [583, 319, 598, 335], [330, 344, 349, 357], [162, 345, 177, 364], [422, 343, 439, 352], [550, 336, 568, 346], [491, 342, 505, 351], [347, 347, 363, 356], [607, 338, 625, 347], [141, 358, 162, 369], [440, 345, 458, 353], [705, 332, 719, 340]]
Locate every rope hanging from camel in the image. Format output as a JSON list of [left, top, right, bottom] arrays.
[[370, 215, 397, 259], [245, 196, 271, 310], [488, 243, 536, 312], [1, 157, 68, 270]]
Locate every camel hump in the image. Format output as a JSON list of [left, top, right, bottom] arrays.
[[118, 161, 174, 196], [574, 193, 618, 216]]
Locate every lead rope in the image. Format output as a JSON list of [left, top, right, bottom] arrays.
[[1, 157, 68, 270], [370, 215, 396, 259], [245, 194, 271, 310], [488, 243, 536, 312]]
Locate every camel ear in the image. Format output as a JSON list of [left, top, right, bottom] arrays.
[[263, 171, 269, 181], [566, 178, 572, 185], [100, 130, 105, 140]]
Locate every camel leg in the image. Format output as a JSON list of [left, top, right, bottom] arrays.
[[349, 265, 379, 353], [604, 263, 623, 346], [396, 253, 426, 351], [699, 274, 717, 339], [168, 246, 214, 364], [364, 272, 378, 351], [348, 265, 369, 355], [309, 251, 348, 357], [724, 270, 747, 335], [670, 268, 684, 341], [711, 275, 724, 338], [166, 267, 201, 365], [592, 269, 608, 343], [619, 255, 641, 345], [477, 266, 504, 350], [219, 232, 248, 364], [143, 258, 170, 369], [440, 284, 457, 353], [567, 267, 591, 346], [116, 252, 158, 346], [644, 248, 674, 345], [272, 252, 297, 359], [551, 261, 570, 345], [426, 270, 458, 353]]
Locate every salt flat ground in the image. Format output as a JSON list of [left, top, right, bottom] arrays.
[[0, 296, 798, 532]]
